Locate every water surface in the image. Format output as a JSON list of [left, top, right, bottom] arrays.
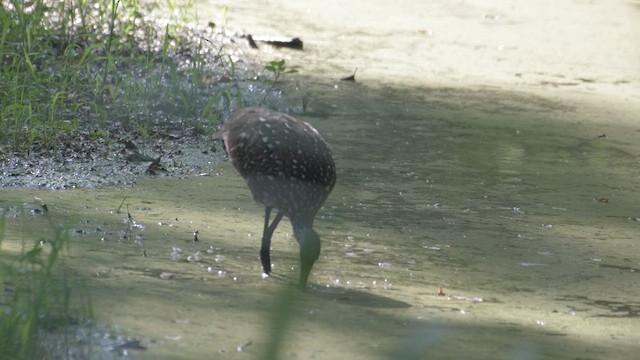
[[3, 82, 639, 359], [3, 0, 640, 359]]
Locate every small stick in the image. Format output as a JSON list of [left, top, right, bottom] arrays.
[[116, 196, 127, 214], [123, 204, 132, 240]]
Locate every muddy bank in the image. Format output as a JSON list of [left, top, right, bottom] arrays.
[[0, 131, 224, 189], [0, 0, 310, 190], [0, 6, 269, 189]]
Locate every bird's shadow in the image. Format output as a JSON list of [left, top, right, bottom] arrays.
[[268, 273, 411, 309], [310, 285, 412, 309]]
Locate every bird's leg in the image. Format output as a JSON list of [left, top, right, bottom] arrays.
[[260, 207, 284, 275]]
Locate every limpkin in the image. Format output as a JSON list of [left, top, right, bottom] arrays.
[[214, 107, 336, 288]]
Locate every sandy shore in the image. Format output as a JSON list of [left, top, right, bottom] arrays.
[[199, 1, 639, 85], [199, 0, 639, 124]]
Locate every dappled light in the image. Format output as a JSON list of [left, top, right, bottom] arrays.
[[2, 0, 639, 359]]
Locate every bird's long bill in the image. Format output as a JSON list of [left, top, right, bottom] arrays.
[[298, 259, 313, 289]]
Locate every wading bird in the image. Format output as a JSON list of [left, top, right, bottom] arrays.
[[214, 107, 336, 288]]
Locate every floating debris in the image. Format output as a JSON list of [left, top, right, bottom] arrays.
[[237, 341, 252, 352], [187, 252, 200, 262], [109, 338, 147, 352], [171, 246, 183, 261], [159, 272, 175, 280], [519, 262, 548, 267], [247, 35, 303, 50], [340, 68, 358, 82]]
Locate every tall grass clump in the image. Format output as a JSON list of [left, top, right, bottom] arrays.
[[0, 209, 92, 359], [0, 0, 242, 156]]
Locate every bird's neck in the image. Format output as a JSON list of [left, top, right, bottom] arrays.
[[292, 218, 314, 242]]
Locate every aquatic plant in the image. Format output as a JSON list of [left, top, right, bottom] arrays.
[[260, 58, 298, 105], [0, 208, 93, 359]]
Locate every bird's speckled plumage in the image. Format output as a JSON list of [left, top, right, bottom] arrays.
[[215, 107, 336, 287]]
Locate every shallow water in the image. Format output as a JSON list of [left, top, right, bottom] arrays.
[[3, 0, 640, 359], [2, 82, 640, 359]]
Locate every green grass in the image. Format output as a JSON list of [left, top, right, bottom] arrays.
[[0, 207, 93, 359], [0, 0, 249, 155]]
